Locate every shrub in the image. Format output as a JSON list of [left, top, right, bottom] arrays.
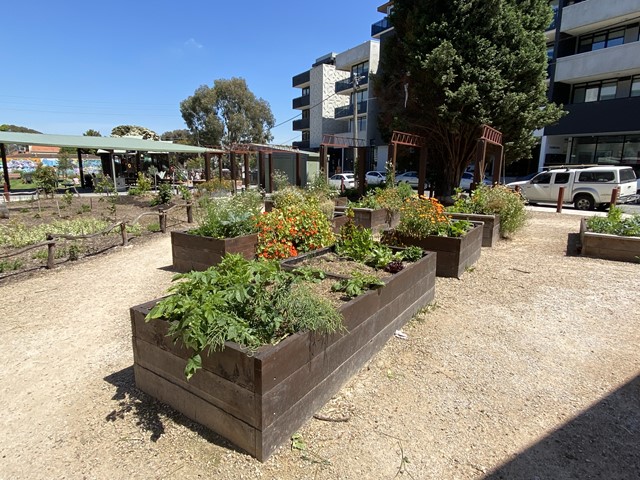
[[151, 183, 173, 206], [273, 186, 335, 220], [587, 206, 640, 237], [128, 173, 152, 196], [197, 178, 234, 195], [146, 254, 344, 379], [449, 184, 527, 237], [33, 165, 58, 195], [256, 205, 335, 259], [397, 196, 471, 238], [272, 169, 290, 191], [191, 190, 262, 239]]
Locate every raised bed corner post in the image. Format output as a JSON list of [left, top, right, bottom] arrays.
[[1, 143, 10, 193]]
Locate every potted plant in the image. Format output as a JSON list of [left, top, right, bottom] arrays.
[[131, 241, 437, 461], [448, 184, 527, 244], [171, 190, 262, 272], [579, 206, 640, 262], [383, 195, 483, 278]]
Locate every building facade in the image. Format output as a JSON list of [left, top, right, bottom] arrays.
[[292, 41, 383, 174], [542, 0, 640, 175]]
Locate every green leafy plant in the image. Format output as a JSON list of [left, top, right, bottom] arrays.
[[272, 169, 290, 191], [61, 190, 74, 207], [0, 218, 109, 248], [587, 206, 640, 237], [177, 184, 192, 202], [449, 184, 527, 237], [128, 172, 152, 196], [146, 254, 344, 379], [33, 165, 58, 196], [191, 190, 262, 239], [0, 259, 22, 273], [151, 183, 173, 206], [331, 272, 385, 299]]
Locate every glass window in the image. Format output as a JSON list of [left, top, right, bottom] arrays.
[[620, 169, 636, 183], [599, 82, 617, 100], [302, 131, 310, 141], [631, 77, 640, 97], [622, 136, 640, 165], [301, 87, 310, 96], [532, 172, 552, 184], [585, 86, 599, 102], [554, 173, 570, 184], [607, 29, 625, 47], [591, 34, 606, 50], [302, 109, 309, 119], [595, 136, 624, 163], [351, 61, 369, 80], [578, 37, 593, 54], [571, 137, 597, 164], [573, 85, 586, 103]]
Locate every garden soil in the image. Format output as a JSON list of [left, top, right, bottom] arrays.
[[1, 211, 639, 479]]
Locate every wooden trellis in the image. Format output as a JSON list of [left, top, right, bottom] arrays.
[[320, 134, 367, 195], [474, 125, 504, 186], [388, 131, 428, 195]]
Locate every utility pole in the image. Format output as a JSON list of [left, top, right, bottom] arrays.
[[352, 73, 359, 175]]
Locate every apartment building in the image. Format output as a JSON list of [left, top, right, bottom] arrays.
[[542, 0, 640, 175], [291, 41, 383, 174]]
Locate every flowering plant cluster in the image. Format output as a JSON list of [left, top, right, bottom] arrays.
[[256, 205, 335, 259], [397, 195, 471, 238]]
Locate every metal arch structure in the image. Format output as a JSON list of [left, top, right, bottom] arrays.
[[474, 125, 504, 187], [319, 134, 367, 196], [388, 131, 428, 196]]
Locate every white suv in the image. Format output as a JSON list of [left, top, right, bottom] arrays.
[[508, 166, 637, 210]]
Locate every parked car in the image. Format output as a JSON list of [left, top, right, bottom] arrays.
[[328, 173, 355, 189], [506, 166, 637, 210], [395, 171, 420, 188], [459, 172, 492, 191], [365, 171, 386, 186]]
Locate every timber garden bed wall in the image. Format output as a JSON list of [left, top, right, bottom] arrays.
[[578, 218, 640, 262], [130, 249, 437, 461], [449, 213, 500, 247], [171, 231, 258, 273]]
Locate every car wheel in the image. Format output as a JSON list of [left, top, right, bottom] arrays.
[[574, 194, 595, 211]]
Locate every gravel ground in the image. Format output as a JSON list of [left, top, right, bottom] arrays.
[[0, 211, 639, 480]]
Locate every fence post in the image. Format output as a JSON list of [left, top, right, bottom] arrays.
[[3, 183, 9, 202], [556, 186, 565, 213], [186, 203, 193, 223], [120, 222, 128, 246], [610, 188, 619, 207], [159, 210, 167, 233], [46, 235, 55, 269]]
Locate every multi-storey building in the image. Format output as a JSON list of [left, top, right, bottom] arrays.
[[292, 41, 383, 174], [542, 0, 640, 176]]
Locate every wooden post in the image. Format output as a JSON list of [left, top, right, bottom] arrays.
[[46, 235, 55, 269], [230, 152, 237, 194], [218, 154, 223, 181], [474, 139, 486, 186], [186, 203, 193, 223], [159, 210, 167, 233], [258, 151, 266, 189], [1, 143, 10, 191], [77, 149, 85, 188], [556, 186, 565, 213], [267, 153, 273, 193], [204, 152, 211, 181], [244, 153, 250, 190], [295, 152, 301, 187], [388, 142, 398, 183], [418, 146, 428, 196], [319, 145, 327, 176], [120, 222, 128, 246], [492, 145, 504, 185], [610, 188, 619, 207]]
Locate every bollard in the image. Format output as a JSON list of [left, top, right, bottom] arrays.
[[556, 186, 565, 213], [46, 235, 55, 269], [159, 211, 167, 233], [120, 222, 128, 246], [610, 188, 619, 207], [341, 178, 345, 193], [186, 203, 193, 223]]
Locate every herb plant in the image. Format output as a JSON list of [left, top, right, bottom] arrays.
[[587, 206, 640, 237], [331, 272, 385, 299], [146, 254, 344, 379], [191, 190, 262, 239]]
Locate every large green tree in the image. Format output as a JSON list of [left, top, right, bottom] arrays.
[[180, 77, 275, 148], [375, 0, 564, 196], [111, 125, 159, 140]]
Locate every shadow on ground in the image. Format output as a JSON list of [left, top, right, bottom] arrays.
[[565, 232, 581, 256], [484, 374, 640, 479], [103, 366, 245, 454]]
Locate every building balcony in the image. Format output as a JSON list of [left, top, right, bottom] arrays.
[[292, 118, 310, 131], [547, 7, 558, 32], [334, 102, 368, 119], [335, 75, 369, 94], [544, 96, 640, 136], [554, 41, 640, 83], [371, 17, 392, 38], [292, 140, 310, 149], [292, 94, 310, 110], [560, 0, 640, 36], [292, 70, 310, 88]]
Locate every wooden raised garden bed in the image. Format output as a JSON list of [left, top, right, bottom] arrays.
[[171, 230, 258, 273], [578, 218, 640, 262], [385, 222, 483, 278], [130, 249, 436, 461], [449, 213, 500, 247], [334, 206, 399, 233]]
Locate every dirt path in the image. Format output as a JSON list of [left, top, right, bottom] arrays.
[[1, 213, 639, 479]]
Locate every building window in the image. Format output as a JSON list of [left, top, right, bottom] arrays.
[[351, 61, 369, 80], [302, 131, 310, 141], [302, 109, 310, 119], [350, 89, 368, 106], [577, 25, 634, 53], [631, 76, 640, 97], [572, 80, 617, 103], [301, 87, 310, 97], [348, 117, 367, 133]]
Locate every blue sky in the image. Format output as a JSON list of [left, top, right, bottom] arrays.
[[1, 1, 384, 145]]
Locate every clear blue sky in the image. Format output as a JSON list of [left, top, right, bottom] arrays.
[[1, 1, 384, 146]]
